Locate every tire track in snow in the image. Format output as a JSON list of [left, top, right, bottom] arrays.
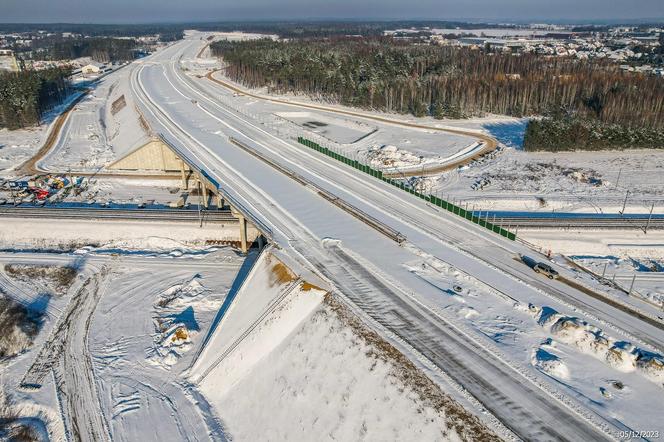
[[21, 264, 113, 442]]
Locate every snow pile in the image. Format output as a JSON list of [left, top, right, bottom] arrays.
[[147, 276, 217, 369], [525, 303, 664, 385], [97, 236, 203, 253], [407, 176, 437, 193], [531, 339, 571, 379], [367, 144, 423, 169]]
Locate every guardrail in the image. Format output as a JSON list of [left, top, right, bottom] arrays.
[[297, 137, 516, 241]]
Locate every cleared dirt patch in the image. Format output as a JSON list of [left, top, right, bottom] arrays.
[[4, 264, 77, 296], [323, 293, 500, 441], [300, 281, 322, 292], [269, 261, 296, 286], [0, 293, 43, 360]]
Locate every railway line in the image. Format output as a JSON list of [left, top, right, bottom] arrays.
[[4, 203, 659, 229], [0, 205, 236, 223], [485, 215, 664, 230]]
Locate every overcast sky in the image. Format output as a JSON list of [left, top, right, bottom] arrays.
[[1, 0, 662, 23]]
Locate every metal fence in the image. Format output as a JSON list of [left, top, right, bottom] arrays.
[[297, 136, 516, 241]]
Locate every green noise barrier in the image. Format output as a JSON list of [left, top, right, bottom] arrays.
[[297, 136, 516, 241]]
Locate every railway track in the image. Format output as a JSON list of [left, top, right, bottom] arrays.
[[487, 216, 664, 229], [0, 206, 236, 223]]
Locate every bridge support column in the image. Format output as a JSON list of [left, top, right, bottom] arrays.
[[197, 174, 209, 209], [216, 193, 224, 210], [180, 160, 188, 190], [238, 214, 248, 254]]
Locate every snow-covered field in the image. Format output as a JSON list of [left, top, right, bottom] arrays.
[[90, 252, 245, 440], [0, 245, 508, 441], [0, 92, 83, 176], [0, 249, 246, 441], [276, 111, 376, 144], [0, 126, 48, 174]]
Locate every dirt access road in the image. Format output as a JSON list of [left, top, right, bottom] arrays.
[[21, 265, 113, 442]]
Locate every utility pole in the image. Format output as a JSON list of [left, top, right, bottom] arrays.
[[644, 202, 655, 234], [615, 167, 622, 189], [620, 190, 629, 214], [602, 262, 607, 278], [628, 274, 636, 296], [197, 180, 202, 228]]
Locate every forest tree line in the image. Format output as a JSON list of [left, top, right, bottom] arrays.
[[0, 68, 71, 129], [211, 38, 664, 150], [523, 117, 664, 151], [28, 37, 139, 63]]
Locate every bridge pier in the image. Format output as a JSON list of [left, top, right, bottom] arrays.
[[196, 174, 210, 209], [238, 214, 248, 253], [156, 135, 262, 253], [180, 160, 188, 190]]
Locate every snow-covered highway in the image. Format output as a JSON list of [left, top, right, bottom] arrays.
[[124, 34, 664, 440]]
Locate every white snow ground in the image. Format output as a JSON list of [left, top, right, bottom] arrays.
[[0, 218, 247, 252], [89, 253, 244, 441], [438, 120, 664, 214], [0, 249, 245, 442]]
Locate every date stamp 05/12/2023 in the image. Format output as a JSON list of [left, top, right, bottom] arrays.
[[618, 430, 660, 440]]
